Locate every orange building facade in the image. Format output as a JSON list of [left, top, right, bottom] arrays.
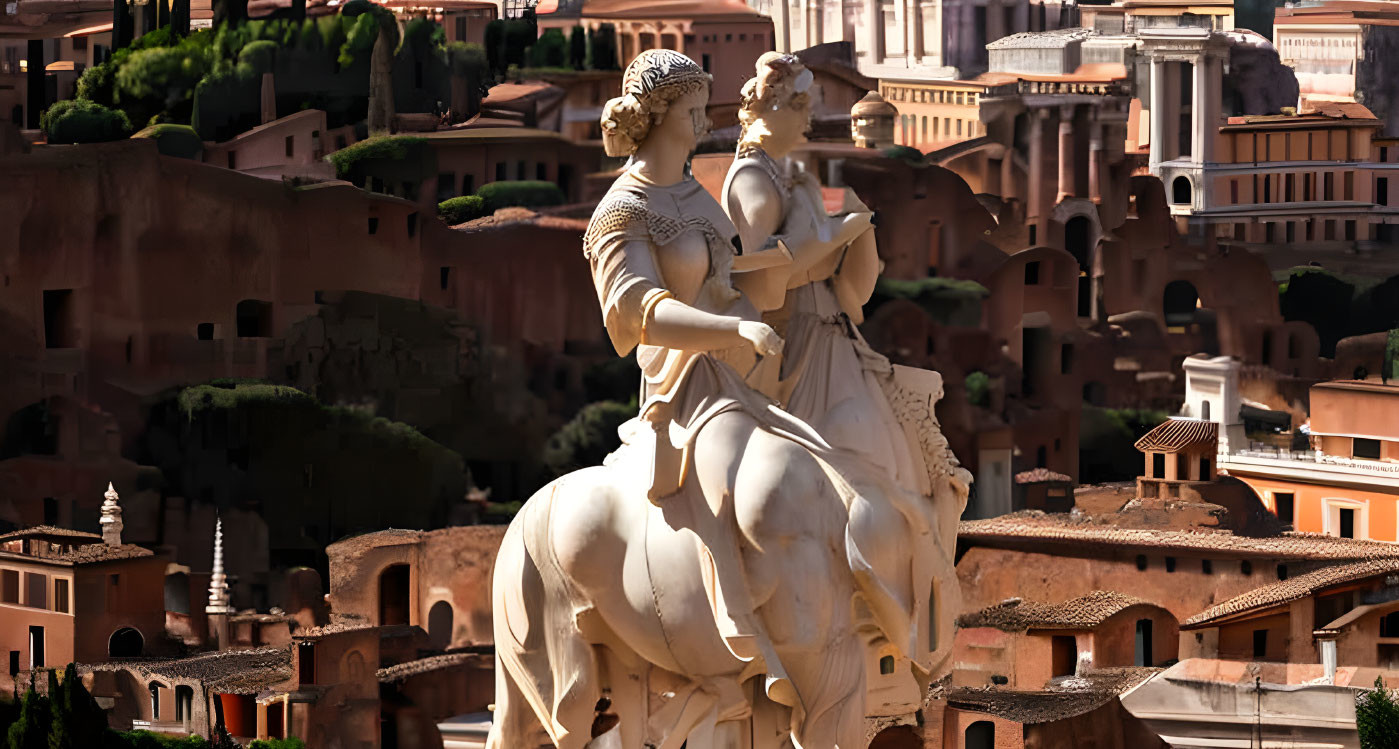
[[1224, 381, 1399, 542]]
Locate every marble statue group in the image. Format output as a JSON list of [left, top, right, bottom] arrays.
[[487, 49, 972, 749]]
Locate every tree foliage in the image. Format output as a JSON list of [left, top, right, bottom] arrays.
[[542, 399, 634, 479], [587, 23, 619, 70], [39, 100, 132, 144], [1358, 677, 1399, 749], [529, 28, 567, 69], [6, 687, 51, 749], [132, 123, 204, 159], [476, 180, 565, 212], [568, 26, 586, 70]]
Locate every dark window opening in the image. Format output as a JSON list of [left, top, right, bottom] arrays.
[[1172, 176, 1192, 204], [1354, 438, 1382, 460], [29, 626, 44, 669], [54, 578, 68, 614], [42, 289, 75, 349], [368, 217, 380, 234], [407, 212, 418, 238], [1199, 456, 1210, 480], [1241, 560, 1253, 576], [1202, 559, 1213, 574], [965, 721, 995, 749], [298, 641, 316, 684], [109, 627, 143, 658], [1134, 619, 1153, 667], [1035, 445, 1047, 467], [1163, 280, 1199, 327], [1, 570, 17, 604], [1382, 612, 1399, 638], [494, 162, 506, 181], [42, 497, 57, 525], [378, 564, 411, 626], [1051, 635, 1077, 677], [439, 267, 452, 291], [516, 160, 526, 180], [536, 163, 548, 181], [879, 655, 896, 675], [1340, 508, 1356, 539], [436, 172, 457, 202], [1252, 629, 1268, 658], [1276, 564, 1288, 581], [197, 323, 214, 341], [235, 300, 272, 338], [1024, 261, 1040, 285], [1275, 493, 1294, 525], [1165, 556, 1177, 572], [284, 135, 294, 158], [428, 600, 455, 650], [1152, 453, 1166, 479], [1136, 554, 1148, 571], [1060, 343, 1074, 374]]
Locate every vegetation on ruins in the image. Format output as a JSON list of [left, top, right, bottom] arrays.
[[438, 195, 489, 225], [476, 180, 566, 212], [39, 99, 133, 144], [964, 371, 991, 408], [1079, 407, 1170, 484], [132, 123, 205, 159], [1358, 676, 1399, 748], [867, 276, 989, 326]]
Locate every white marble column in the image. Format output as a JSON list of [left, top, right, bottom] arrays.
[[773, 0, 790, 52], [1149, 56, 1167, 172], [1058, 105, 1075, 201], [1191, 54, 1208, 164]]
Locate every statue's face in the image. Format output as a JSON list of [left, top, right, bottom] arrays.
[[656, 86, 711, 154]]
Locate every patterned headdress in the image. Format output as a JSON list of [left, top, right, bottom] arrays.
[[601, 49, 713, 157]]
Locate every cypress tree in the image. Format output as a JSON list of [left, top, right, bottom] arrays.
[[47, 664, 106, 749], [1358, 676, 1399, 749], [6, 687, 51, 749], [112, 0, 134, 50], [568, 26, 585, 70]]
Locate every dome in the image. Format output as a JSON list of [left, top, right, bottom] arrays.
[[851, 91, 897, 118]]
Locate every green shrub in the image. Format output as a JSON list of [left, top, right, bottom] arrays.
[[249, 739, 306, 749], [1386, 329, 1399, 384], [542, 399, 634, 478], [438, 195, 487, 225], [325, 135, 428, 179], [237, 39, 278, 74], [132, 123, 204, 159], [964, 371, 990, 408], [476, 180, 565, 212], [586, 23, 619, 70], [40, 99, 132, 144], [1358, 677, 1399, 749], [116, 731, 211, 749], [529, 28, 567, 68]]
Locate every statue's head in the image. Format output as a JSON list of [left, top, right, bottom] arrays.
[[601, 49, 712, 158], [738, 52, 814, 154]]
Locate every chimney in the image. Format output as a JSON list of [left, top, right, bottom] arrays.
[[206, 516, 233, 649], [99, 482, 123, 547], [260, 72, 276, 125]]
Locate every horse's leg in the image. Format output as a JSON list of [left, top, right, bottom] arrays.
[[595, 646, 646, 749], [486, 654, 551, 749]]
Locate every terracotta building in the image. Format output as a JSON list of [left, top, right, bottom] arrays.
[[878, 78, 987, 150], [1219, 378, 1399, 542], [954, 590, 1179, 688], [937, 674, 1169, 749], [416, 126, 602, 209], [539, 0, 773, 123], [1134, 418, 1218, 500], [1275, 0, 1399, 137], [1, 485, 167, 695]]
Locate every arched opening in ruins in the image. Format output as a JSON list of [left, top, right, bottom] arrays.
[[1162, 280, 1199, 327], [1065, 215, 1094, 318], [378, 564, 411, 626], [869, 725, 922, 748], [965, 720, 995, 749], [109, 627, 144, 658], [428, 600, 455, 650]]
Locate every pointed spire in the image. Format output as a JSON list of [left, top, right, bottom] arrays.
[[206, 516, 232, 615], [99, 482, 123, 547]]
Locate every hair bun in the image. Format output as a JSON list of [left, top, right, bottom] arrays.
[[602, 93, 646, 157]]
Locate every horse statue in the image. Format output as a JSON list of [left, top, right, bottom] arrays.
[[487, 50, 970, 749]]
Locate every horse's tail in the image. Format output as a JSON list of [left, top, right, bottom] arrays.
[[487, 480, 602, 749]]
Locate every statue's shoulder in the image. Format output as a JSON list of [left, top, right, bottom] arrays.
[[585, 182, 690, 250]]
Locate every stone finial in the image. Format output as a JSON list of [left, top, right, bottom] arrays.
[[851, 91, 897, 150], [99, 482, 123, 547], [206, 516, 232, 615]]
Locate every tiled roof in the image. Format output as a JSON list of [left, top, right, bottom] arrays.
[[946, 668, 1156, 723], [1134, 418, 1217, 453], [452, 207, 589, 233], [960, 514, 1398, 560], [0, 526, 102, 542], [1014, 468, 1073, 484], [377, 652, 489, 683], [1183, 558, 1399, 628], [958, 591, 1156, 632], [88, 647, 291, 695], [54, 543, 153, 564]]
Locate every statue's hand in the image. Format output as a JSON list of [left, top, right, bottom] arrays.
[[737, 321, 784, 357]]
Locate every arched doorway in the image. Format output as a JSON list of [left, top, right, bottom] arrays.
[[109, 627, 144, 658], [1162, 280, 1199, 327], [869, 725, 922, 748], [1172, 176, 1192, 205], [175, 685, 194, 728], [1065, 215, 1093, 317], [378, 564, 411, 626], [965, 720, 995, 749], [428, 600, 455, 650]]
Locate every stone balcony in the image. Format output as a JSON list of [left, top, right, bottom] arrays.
[[1219, 445, 1399, 489]]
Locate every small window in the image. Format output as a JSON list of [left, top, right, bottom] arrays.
[[1275, 493, 1294, 525], [1202, 400, 1211, 421], [235, 300, 272, 338], [536, 163, 548, 181], [1152, 453, 1166, 478], [1029, 224, 1038, 245], [1, 570, 18, 604], [1201, 559, 1213, 575], [1136, 555, 1148, 571], [1165, 557, 1176, 573], [1060, 343, 1074, 374], [1241, 560, 1253, 576], [368, 217, 380, 235], [494, 163, 506, 181], [516, 161, 526, 180], [1253, 629, 1268, 658], [1024, 261, 1041, 285], [1276, 564, 1288, 581], [1381, 612, 1399, 638], [53, 579, 68, 614], [285, 135, 294, 158], [439, 267, 452, 291], [701, 53, 711, 72], [197, 323, 214, 341], [406, 213, 418, 238], [298, 641, 316, 684], [1339, 508, 1356, 539], [1354, 438, 1382, 460], [878, 655, 895, 675]]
